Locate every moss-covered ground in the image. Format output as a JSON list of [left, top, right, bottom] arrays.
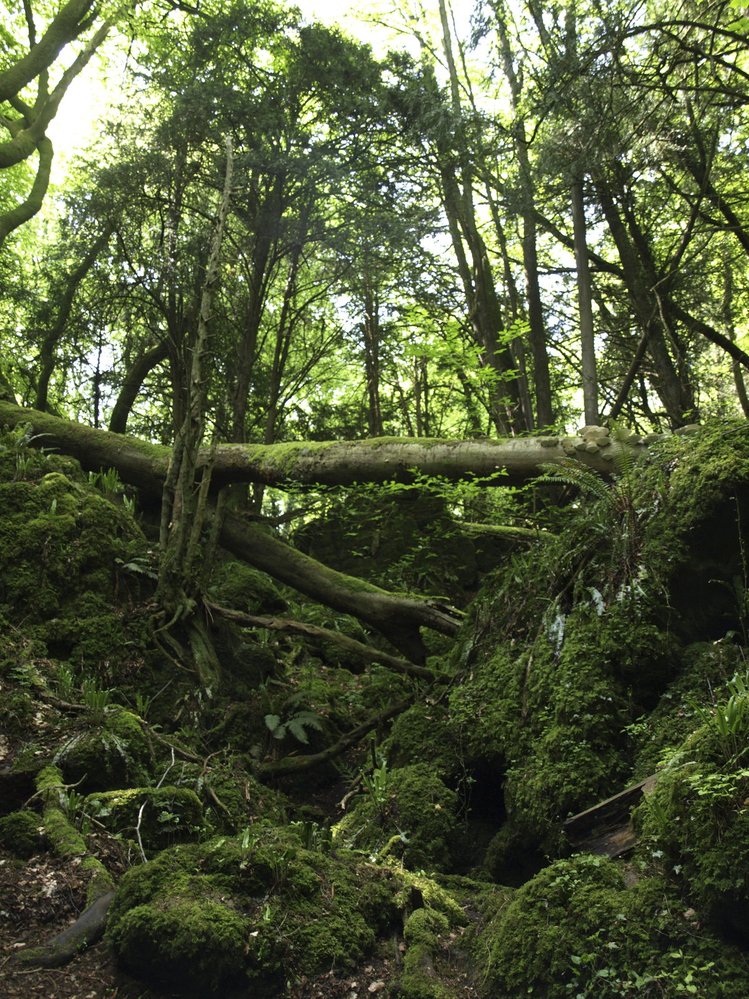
[[3, 422, 749, 996]]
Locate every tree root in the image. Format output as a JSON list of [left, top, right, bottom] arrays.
[[14, 891, 115, 968]]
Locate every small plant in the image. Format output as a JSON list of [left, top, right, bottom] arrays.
[[361, 751, 392, 815], [264, 709, 324, 745], [61, 788, 86, 824], [56, 663, 76, 700], [115, 554, 159, 581], [88, 467, 124, 497], [289, 819, 331, 852], [81, 678, 113, 723], [134, 692, 152, 719], [697, 670, 749, 761]]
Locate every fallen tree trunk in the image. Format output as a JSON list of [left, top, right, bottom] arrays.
[[218, 514, 461, 662], [0, 401, 463, 659], [0, 401, 652, 489]]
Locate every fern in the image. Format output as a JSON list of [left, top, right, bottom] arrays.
[[264, 709, 325, 745], [537, 460, 613, 505]]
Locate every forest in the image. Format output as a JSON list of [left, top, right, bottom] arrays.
[[2, 0, 749, 996]]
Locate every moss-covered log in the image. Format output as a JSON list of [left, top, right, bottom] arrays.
[[219, 513, 461, 661], [0, 401, 654, 489]]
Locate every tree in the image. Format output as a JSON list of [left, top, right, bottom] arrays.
[[0, 0, 111, 247]]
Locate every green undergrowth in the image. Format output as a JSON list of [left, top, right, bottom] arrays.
[[635, 666, 749, 942], [5, 422, 749, 995], [333, 761, 460, 869], [107, 824, 466, 996], [478, 854, 749, 997], [428, 422, 749, 861]]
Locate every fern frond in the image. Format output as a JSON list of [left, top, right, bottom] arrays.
[[537, 460, 613, 505]]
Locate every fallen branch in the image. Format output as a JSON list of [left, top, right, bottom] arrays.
[[206, 600, 448, 683]]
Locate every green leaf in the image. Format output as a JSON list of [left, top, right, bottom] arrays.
[[264, 713, 282, 733]]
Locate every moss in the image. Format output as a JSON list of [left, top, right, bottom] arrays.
[[54, 707, 153, 791], [631, 641, 746, 778], [85, 786, 204, 849], [481, 855, 749, 998], [0, 471, 143, 622], [108, 829, 402, 994], [109, 898, 256, 996], [0, 809, 43, 858], [208, 559, 287, 615], [449, 608, 635, 854], [404, 907, 449, 946], [36, 764, 114, 900], [636, 702, 749, 939], [198, 762, 290, 833], [397, 909, 453, 999], [333, 763, 460, 870], [385, 702, 460, 774]]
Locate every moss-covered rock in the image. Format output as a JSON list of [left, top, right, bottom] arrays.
[[111, 898, 257, 996], [385, 702, 460, 774], [481, 854, 749, 998], [398, 908, 452, 999], [636, 675, 749, 940], [0, 468, 143, 622], [54, 707, 154, 791], [631, 640, 746, 778], [208, 560, 287, 615], [334, 763, 460, 870], [0, 809, 44, 858], [442, 424, 749, 860], [108, 827, 401, 995], [85, 786, 204, 849]]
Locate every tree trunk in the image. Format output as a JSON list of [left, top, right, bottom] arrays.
[[594, 178, 697, 426], [571, 178, 599, 426], [0, 400, 648, 492], [494, 8, 554, 428], [108, 340, 169, 434]]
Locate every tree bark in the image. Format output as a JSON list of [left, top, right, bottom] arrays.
[[219, 513, 461, 661], [0, 401, 647, 491], [35, 224, 115, 412], [108, 340, 169, 434], [571, 178, 599, 426]]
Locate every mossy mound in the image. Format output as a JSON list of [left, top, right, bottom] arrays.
[[84, 786, 204, 849], [385, 701, 461, 774], [481, 854, 749, 998], [54, 707, 154, 791], [333, 762, 460, 870], [0, 465, 143, 623], [445, 423, 749, 858], [208, 559, 287, 615], [108, 826, 400, 995], [0, 433, 152, 697], [0, 809, 44, 858], [631, 640, 746, 778], [193, 762, 290, 833], [636, 673, 749, 940]]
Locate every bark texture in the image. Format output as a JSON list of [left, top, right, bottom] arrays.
[[0, 401, 649, 489]]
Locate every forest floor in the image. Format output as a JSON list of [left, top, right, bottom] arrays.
[[0, 846, 480, 998]]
